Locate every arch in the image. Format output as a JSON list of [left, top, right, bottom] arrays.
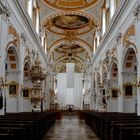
[[57, 55, 85, 65], [121, 45, 137, 113], [109, 62, 118, 79], [108, 59, 118, 78], [122, 46, 138, 72], [48, 38, 92, 60], [5, 45, 20, 71], [23, 60, 31, 78]]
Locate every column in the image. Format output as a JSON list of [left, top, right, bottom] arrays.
[[95, 72, 103, 111], [17, 33, 26, 112], [116, 32, 124, 112], [90, 72, 94, 109], [134, 5, 140, 115], [0, 15, 9, 115]]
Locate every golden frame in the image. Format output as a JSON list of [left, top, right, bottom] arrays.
[[111, 88, 118, 98], [8, 81, 18, 97], [23, 88, 30, 99], [123, 83, 133, 97]]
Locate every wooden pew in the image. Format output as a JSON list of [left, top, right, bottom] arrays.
[[84, 111, 140, 140], [0, 111, 56, 140]]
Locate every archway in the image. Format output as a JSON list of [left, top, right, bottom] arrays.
[[108, 62, 118, 112], [122, 47, 137, 113], [5, 46, 20, 113]]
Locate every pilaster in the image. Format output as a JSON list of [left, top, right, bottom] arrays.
[[134, 4, 140, 115], [116, 32, 124, 112], [0, 13, 9, 115], [17, 33, 26, 112]]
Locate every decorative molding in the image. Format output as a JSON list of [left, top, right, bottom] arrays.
[[123, 25, 135, 46], [43, 0, 98, 10], [9, 25, 20, 47], [110, 47, 117, 61], [133, 5, 140, 21]]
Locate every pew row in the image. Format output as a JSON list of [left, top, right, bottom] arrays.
[[84, 111, 140, 140], [0, 111, 56, 140]]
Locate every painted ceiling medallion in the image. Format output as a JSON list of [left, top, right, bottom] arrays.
[[43, 0, 98, 10], [44, 14, 96, 35], [53, 15, 89, 29]]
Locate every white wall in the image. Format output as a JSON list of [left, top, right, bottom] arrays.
[[57, 73, 83, 109], [107, 99, 118, 112]]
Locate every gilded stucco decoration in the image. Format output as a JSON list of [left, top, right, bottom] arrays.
[[110, 47, 117, 62], [123, 25, 135, 46], [43, 12, 97, 36], [43, 0, 98, 10], [8, 25, 20, 47]]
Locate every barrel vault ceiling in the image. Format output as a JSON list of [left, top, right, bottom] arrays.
[[40, 0, 102, 73]]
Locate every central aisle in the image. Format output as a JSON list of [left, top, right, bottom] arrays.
[[42, 115, 99, 140]]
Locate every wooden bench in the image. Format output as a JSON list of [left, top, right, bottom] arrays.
[[0, 111, 56, 140], [84, 111, 140, 140]]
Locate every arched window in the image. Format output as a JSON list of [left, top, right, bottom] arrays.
[[36, 8, 40, 34], [110, 0, 115, 18], [102, 8, 106, 35], [33, 7, 37, 27], [116, 0, 120, 10], [25, 0, 29, 10], [106, 8, 110, 29], [27, 0, 33, 18]]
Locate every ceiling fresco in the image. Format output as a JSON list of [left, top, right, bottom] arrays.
[[55, 44, 85, 53], [43, 0, 98, 10], [40, 0, 102, 72], [53, 15, 89, 29], [43, 13, 97, 36], [49, 43, 90, 73]]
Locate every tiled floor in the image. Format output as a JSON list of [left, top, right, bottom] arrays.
[[42, 115, 99, 140]]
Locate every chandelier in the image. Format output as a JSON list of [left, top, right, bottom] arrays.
[[30, 53, 46, 81]]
